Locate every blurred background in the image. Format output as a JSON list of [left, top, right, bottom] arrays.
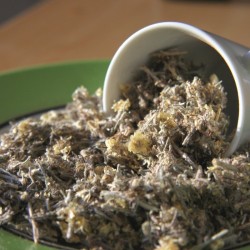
[[0, 0, 249, 72]]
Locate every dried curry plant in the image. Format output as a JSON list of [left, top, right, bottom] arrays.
[[0, 49, 249, 250]]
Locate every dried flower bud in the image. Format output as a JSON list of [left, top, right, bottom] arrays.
[[112, 99, 131, 112], [128, 131, 151, 156]]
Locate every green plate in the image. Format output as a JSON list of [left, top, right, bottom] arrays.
[[0, 60, 109, 250], [0, 61, 249, 250], [0, 61, 109, 124]]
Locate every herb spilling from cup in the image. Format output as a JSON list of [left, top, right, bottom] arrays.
[[0, 49, 249, 250]]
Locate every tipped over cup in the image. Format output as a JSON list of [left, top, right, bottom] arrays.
[[103, 22, 250, 156]]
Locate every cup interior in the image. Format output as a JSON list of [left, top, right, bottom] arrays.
[[104, 23, 239, 139]]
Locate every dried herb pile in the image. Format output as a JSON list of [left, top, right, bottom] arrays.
[[0, 49, 249, 250]]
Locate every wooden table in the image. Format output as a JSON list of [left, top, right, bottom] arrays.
[[0, 0, 249, 72]]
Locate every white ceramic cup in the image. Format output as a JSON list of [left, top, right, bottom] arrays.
[[103, 22, 250, 156]]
